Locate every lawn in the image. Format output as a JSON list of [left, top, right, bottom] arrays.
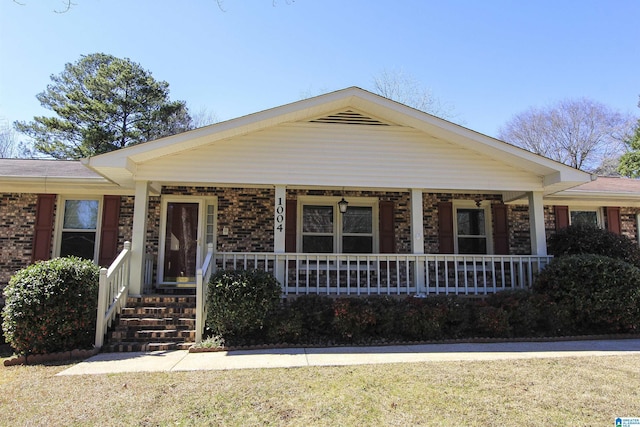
[[1, 353, 639, 426]]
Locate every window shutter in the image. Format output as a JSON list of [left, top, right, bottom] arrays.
[[492, 203, 509, 255], [32, 194, 56, 262], [606, 207, 621, 235], [379, 201, 395, 253], [285, 199, 297, 252], [554, 206, 569, 230], [438, 202, 454, 253], [99, 195, 121, 266]]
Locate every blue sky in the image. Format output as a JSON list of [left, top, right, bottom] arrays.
[[1, 0, 638, 138]]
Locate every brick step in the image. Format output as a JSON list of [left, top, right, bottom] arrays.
[[116, 317, 196, 329], [121, 307, 197, 317], [104, 294, 198, 353], [109, 329, 196, 341], [102, 341, 194, 353], [126, 295, 196, 306]]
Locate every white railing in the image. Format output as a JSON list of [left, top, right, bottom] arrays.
[[195, 243, 215, 343], [215, 253, 553, 297], [95, 241, 132, 349], [143, 253, 155, 294]]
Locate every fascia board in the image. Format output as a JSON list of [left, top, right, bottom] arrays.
[[0, 176, 131, 195]]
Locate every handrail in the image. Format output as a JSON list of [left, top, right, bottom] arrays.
[[195, 243, 215, 343], [214, 252, 553, 297], [94, 241, 132, 349]]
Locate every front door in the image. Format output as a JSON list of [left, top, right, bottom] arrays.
[[160, 200, 201, 286]]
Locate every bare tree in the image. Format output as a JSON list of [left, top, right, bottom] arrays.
[[0, 124, 18, 158], [498, 98, 635, 171], [372, 69, 455, 119], [190, 107, 220, 129]]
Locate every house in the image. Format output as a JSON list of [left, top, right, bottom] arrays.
[[1, 87, 639, 347]]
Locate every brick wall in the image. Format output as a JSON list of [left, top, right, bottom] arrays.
[[0, 193, 41, 302], [620, 207, 639, 244]]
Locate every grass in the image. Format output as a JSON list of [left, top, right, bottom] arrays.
[[1, 353, 639, 426]]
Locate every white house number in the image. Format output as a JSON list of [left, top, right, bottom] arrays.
[[276, 198, 285, 232]]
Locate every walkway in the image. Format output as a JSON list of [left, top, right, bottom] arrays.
[[57, 338, 640, 376]]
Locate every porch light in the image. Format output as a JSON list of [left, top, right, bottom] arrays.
[[338, 197, 349, 214]]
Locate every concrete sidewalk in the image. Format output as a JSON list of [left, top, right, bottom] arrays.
[[57, 338, 640, 376]]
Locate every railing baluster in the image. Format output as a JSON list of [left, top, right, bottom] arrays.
[[208, 252, 553, 298]]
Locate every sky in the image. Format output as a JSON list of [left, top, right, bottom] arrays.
[[1, 0, 639, 139]]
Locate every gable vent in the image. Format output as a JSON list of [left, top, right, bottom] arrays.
[[309, 110, 390, 126]]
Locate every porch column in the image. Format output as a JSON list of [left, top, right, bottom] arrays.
[[528, 191, 547, 256], [129, 180, 150, 296], [274, 185, 286, 287], [411, 189, 425, 294]]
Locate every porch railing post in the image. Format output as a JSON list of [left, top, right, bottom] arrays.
[[94, 268, 108, 348], [196, 243, 214, 344], [410, 189, 426, 295]]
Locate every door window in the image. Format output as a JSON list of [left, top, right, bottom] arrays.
[[162, 202, 199, 282]]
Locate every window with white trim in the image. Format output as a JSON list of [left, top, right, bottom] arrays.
[[569, 207, 601, 227], [300, 198, 377, 253], [58, 198, 101, 261], [454, 202, 492, 254]]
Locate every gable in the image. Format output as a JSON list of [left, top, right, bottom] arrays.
[[134, 120, 543, 191], [86, 87, 591, 193]]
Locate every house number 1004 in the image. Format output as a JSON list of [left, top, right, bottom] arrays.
[[276, 197, 284, 232]]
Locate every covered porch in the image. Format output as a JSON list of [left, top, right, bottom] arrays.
[[86, 87, 592, 346]]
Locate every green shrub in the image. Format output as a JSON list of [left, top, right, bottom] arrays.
[[400, 297, 446, 341], [288, 295, 334, 342], [473, 304, 511, 338], [2, 257, 100, 355], [206, 269, 281, 340], [365, 296, 403, 340], [265, 305, 304, 344], [533, 254, 640, 335], [332, 298, 377, 342], [484, 290, 546, 337], [548, 223, 640, 268]]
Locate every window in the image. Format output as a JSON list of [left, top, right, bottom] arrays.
[[454, 203, 491, 254], [342, 206, 373, 253], [58, 198, 100, 261], [302, 205, 334, 253], [300, 198, 376, 253], [570, 208, 601, 227]]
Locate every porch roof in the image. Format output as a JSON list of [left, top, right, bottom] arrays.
[[545, 176, 640, 207], [0, 158, 130, 194]]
